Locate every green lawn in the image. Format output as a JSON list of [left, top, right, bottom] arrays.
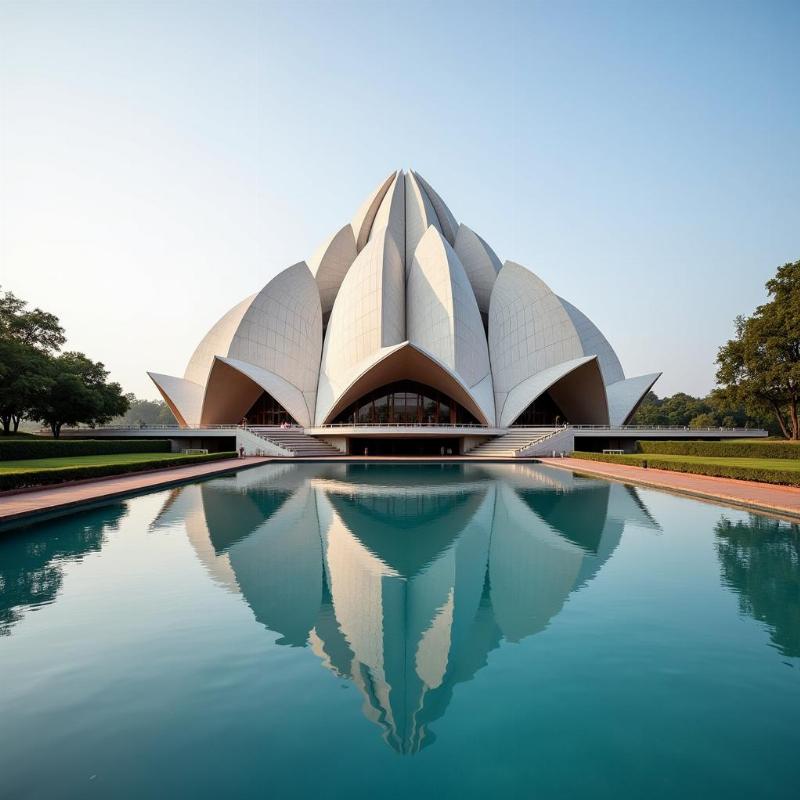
[[571, 450, 800, 486], [606, 453, 800, 472], [0, 452, 195, 474]]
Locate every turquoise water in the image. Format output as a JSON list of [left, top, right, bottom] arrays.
[[1, 463, 798, 799]]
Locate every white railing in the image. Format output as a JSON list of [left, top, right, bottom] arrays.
[[513, 428, 565, 456], [56, 424, 243, 432], [314, 422, 492, 429], [567, 424, 764, 432]]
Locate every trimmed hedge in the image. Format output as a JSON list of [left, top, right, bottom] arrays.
[[0, 452, 237, 492], [571, 452, 646, 467], [636, 439, 800, 459], [0, 438, 172, 461], [571, 451, 800, 487]]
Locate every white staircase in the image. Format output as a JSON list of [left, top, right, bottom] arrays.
[[243, 427, 342, 457], [467, 427, 561, 457]]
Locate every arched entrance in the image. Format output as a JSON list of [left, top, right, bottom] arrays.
[[244, 392, 297, 426], [512, 391, 569, 426], [332, 380, 478, 426]]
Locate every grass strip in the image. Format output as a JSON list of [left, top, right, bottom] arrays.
[[0, 452, 237, 492], [636, 440, 800, 459], [571, 451, 800, 487], [0, 438, 172, 460]]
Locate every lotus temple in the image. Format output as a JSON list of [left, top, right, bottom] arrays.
[[138, 170, 758, 457]]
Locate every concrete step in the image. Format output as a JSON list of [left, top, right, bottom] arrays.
[[467, 427, 560, 457], [246, 427, 341, 457]]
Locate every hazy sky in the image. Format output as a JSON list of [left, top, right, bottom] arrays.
[[1, 0, 798, 399]]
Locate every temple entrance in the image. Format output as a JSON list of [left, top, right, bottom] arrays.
[[333, 380, 478, 425], [244, 392, 296, 426], [348, 437, 460, 456], [513, 391, 568, 426]]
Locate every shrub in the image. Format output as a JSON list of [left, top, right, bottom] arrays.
[[570, 452, 800, 487], [0, 452, 236, 491], [635, 440, 800, 459], [570, 452, 645, 467], [0, 438, 172, 461]]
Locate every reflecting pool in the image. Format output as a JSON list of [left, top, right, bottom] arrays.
[[1, 463, 799, 798]]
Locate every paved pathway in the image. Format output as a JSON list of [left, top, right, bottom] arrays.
[[540, 457, 800, 520], [0, 457, 271, 524]]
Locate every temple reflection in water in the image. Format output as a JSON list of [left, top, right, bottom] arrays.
[[151, 463, 660, 754]]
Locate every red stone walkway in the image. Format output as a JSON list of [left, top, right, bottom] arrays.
[[0, 457, 271, 524], [540, 457, 800, 520]]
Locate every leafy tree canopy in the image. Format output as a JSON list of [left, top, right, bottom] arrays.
[[0, 287, 65, 352], [0, 288, 66, 434], [631, 389, 776, 433], [113, 395, 177, 427], [27, 352, 129, 438], [716, 261, 800, 439]]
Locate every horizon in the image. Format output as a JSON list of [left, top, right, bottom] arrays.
[[2, 0, 798, 400]]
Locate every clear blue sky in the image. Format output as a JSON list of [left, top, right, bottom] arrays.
[[1, 0, 798, 399]]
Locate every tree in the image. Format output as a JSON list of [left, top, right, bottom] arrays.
[[688, 412, 717, 429], [716, 261, 800, 440], [629, 389, 778, 433], [113, 395, 177, 427], [0, 288, 65, 435], [29, 352, 130, 438], [0, 288, 65, 351], [0, 340, 54, 434]]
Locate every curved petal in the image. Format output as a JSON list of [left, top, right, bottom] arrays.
[[557, 296, 625, 385], [408, 226, 494, 423], [316, 227, 405, 424], [201, 356, 312, 426], [371, 172, 406, 266], [148, 372, 204, 427], [606, 372, 662, 426], [227, 261, 322, 419], [317, 342, 494, 426], [413, 171, 459, 245], [453, 224, 502, 314], [351, 171, 397, 252], [184, 294, 256, 386], [489, 261, 584, 398], [307, 224, 358, 315], [405, 172, 442, 274], [498, 356, 609, 427]]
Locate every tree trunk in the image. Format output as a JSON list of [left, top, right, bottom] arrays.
[[790, 395, 799, 441], [51, 422, 60, 439], [769, 399, 791, 440], [0, 415, 10, 435], [12, 414, 20, 433]]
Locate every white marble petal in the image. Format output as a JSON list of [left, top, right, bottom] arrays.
[[226, 261, 322, 421], [489, 261, 584, 399], [184, 294, 256, 386], [413, 171, 459, 245], [404, 172, 442, 274], [351, 171, 397, 252], [370, 172, 406, 266], [498, 356, 609, 427], [315, 227, 405, 425], [606, 372, 662, 426], [148, 372, 204, 427], [201, 356, 314, 427], [453, 224, 502, 314], [407, 226, 495, 424], [308, 224, 358, 315], [317, 342, 494, 426], [557, 296, 625, 385]]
